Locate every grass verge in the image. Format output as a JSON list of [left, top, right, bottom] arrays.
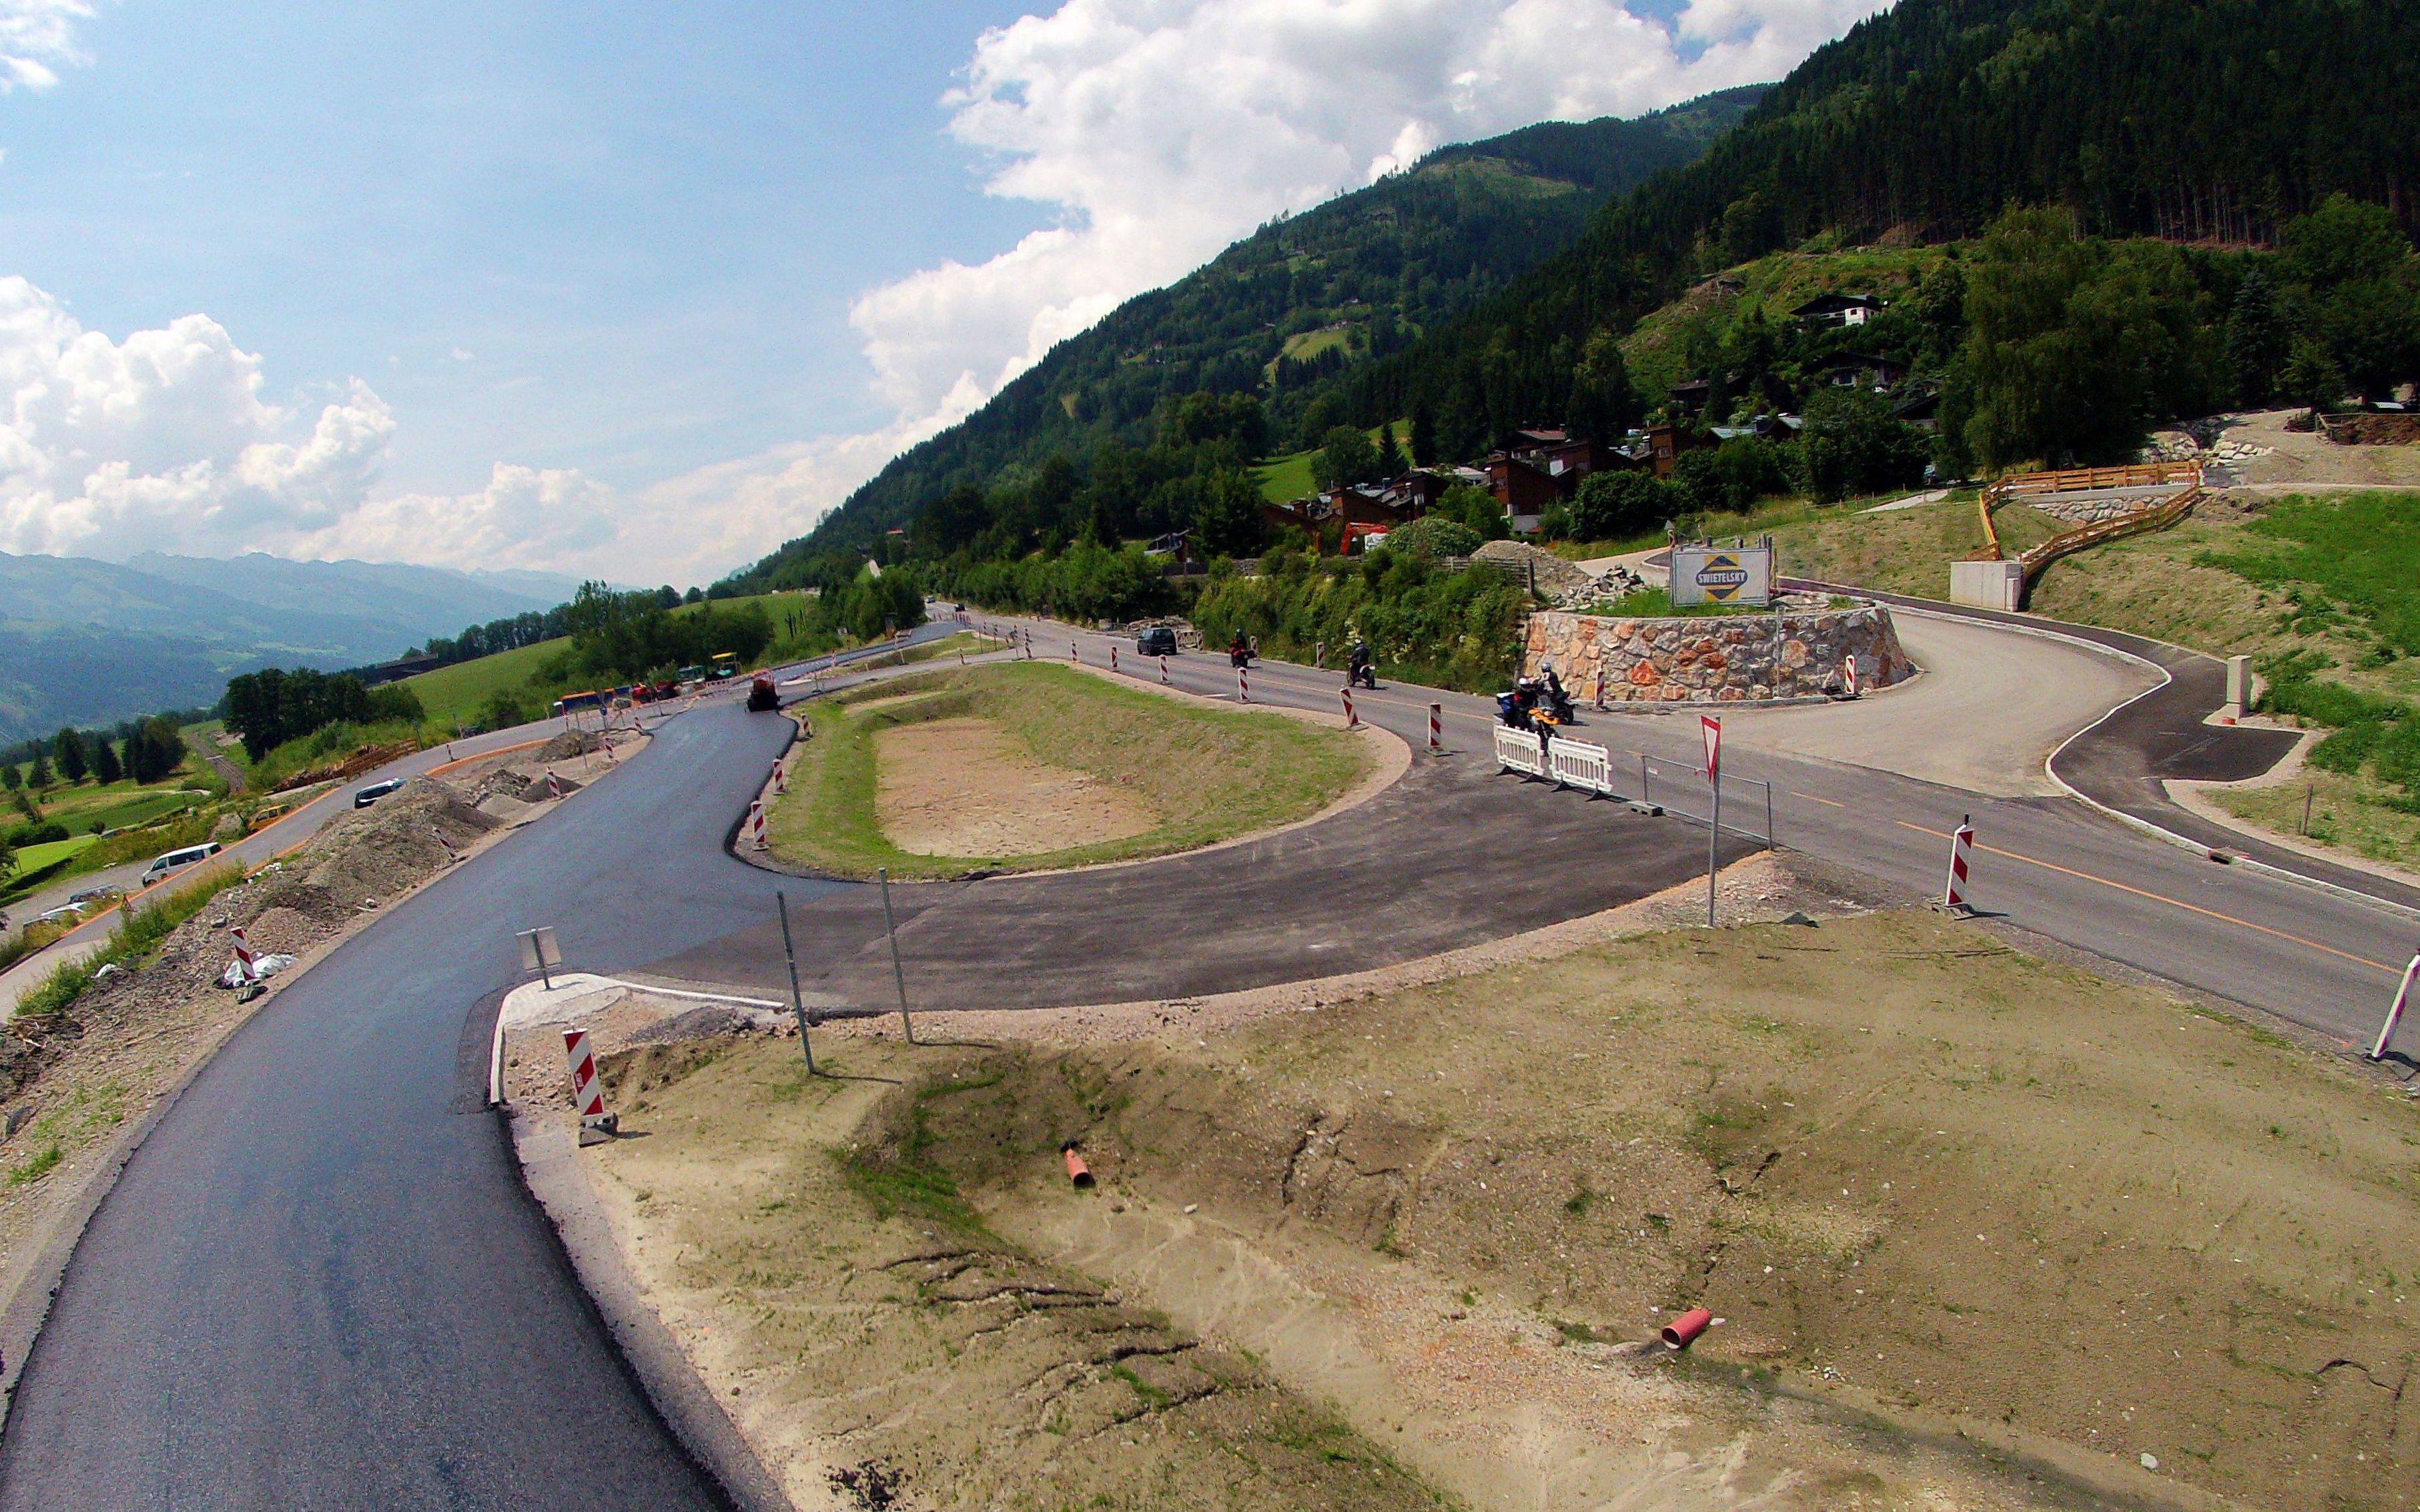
[[767, 662, 1368, 880]]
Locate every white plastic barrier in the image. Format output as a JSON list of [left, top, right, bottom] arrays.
[[1547, 737, 1613, 793], [1493, 724, 1545, 776]]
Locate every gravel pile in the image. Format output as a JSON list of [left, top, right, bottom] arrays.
[[539, 729, 603, 761]]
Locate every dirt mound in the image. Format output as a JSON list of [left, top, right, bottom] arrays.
[[874, 717, 1156, 857], [539, 729, 602, 761], [1471, 538, 1597, 599], [240, 906, 321, 956]]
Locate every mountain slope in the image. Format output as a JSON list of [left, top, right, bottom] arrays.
[[1340, 0, 2420, 445], [0, 551, 576, 741], [747, 86, 1765, 571]]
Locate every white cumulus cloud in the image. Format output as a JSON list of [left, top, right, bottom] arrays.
[[0, 276, 400, 559], [847, 0, 1888, 425], [0, 0, 96, 93]]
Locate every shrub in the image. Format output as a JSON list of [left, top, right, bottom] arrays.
[[1383, 516, 1482, 560]]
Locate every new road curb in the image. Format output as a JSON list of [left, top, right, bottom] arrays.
[[504, 1106, 796, 1512]]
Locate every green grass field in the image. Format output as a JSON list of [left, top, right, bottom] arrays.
[[1253, 417, 1412, 504], [11, 835, 97, 873], [767, 662, 1369, 880], [402, 589, 818, 731]]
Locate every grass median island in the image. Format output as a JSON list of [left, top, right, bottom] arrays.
[[766, 662, 1370, 879], [591, 902, 2420, 1511]]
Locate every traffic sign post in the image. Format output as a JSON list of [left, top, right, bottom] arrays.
[[776, 891, 816, 1076], [2373, 945, 2420, 1061], [516, 925, 562, 991], [1702, 715, 1722, 925]]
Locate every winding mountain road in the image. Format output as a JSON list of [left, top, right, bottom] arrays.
[[3, 598, 2415, 1507]]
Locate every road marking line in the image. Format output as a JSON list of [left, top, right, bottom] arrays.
[[1893, 821, 2397, 975], [1793, 791, 1847, 807]]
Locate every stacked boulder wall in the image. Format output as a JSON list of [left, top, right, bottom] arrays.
[[1522, 605, 1910, 704]]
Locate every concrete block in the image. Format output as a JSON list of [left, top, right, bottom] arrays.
[[1950, 559, 2024, 612]]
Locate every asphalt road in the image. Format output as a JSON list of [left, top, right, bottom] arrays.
[[941, 616, 2420, 1064], [0, 629, 967, 1505], [9, 603, 2418, 1507]]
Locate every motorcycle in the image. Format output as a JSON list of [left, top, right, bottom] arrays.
[[1229, 644, 1255, 669]]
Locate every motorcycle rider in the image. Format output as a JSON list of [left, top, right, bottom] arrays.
[[1346, 637, 1374, 689], [1228, 628, 1251, 667]]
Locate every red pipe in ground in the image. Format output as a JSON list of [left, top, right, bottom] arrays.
[[1063, 1146, 1094, 1188], [1661, 1307, 1712, 1349]]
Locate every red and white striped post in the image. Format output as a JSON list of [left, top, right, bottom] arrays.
[[546, 770, 564, 802], [1111, 646, 1120, 675], [1593, 673, 1608, 713], [1341, 687, 1357, 727], [773, 761, 787, 795], [2373, 944, 2420, 1060], [562, 1028, 615, 1143], [230, 924, 258, 986], [1237, 665, 1250, 703], [749, 799, 767, 850], [1843, 654, 1862, 698], [1944, 815, 1975, 913], [1070, 641, 1079, 665], [1159, 655, 1170, 685]]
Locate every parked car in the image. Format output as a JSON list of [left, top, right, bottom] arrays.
[[67, 886, 123, 909], [37, 905, 85, 926], [1136, 625, 1179, 657], [354, 777, 406, 809], [139, 841, 223, 887]]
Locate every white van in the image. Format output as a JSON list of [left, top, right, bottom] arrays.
[[140, 841, 223, 887]]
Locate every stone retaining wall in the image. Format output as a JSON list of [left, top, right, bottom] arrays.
[[1521, 605, 1910, 705]]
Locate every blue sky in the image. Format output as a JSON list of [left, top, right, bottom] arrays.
[[0, 0, 1880, 584], [0, 0, 1046, 493]]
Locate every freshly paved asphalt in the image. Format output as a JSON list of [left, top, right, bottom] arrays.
[[901, 616, 2420, 1066], [10, 601, 2419, 1506]]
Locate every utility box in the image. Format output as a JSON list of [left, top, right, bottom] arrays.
[[1949, 559, 2024, 612], [2225, 654, 2252, 721]]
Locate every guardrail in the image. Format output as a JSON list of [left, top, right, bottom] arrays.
[[1975, 460, 2206, 600], [1491, 727, 1774, 847]]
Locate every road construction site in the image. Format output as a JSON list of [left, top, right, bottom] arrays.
[[3, 601, 2417, 1510]]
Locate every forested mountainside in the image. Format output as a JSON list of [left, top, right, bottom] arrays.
[[1338, 0, 2419, 452], [731, 87, 1764, 579], [721, 0, 2420, 601]]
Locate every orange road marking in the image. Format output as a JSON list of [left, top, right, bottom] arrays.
[[1894, 821, 2397, 975], [1793, 791, 1847, 807]]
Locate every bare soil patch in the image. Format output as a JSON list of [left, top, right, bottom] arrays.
[[874, 715, 1156, 859], [534, 856, 2420, 1511]]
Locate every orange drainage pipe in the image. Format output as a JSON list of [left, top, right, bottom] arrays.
[[1661, 1307, 1712, 1350], [1062, 1145, 1095, 1188]]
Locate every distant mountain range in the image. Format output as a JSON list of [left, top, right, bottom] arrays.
[[0, 551, 584, 741]]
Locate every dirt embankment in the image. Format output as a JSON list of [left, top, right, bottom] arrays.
[[567, 893, 2420, 1512]]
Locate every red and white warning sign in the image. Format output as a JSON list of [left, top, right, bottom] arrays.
[[562, 1028, 615, 1141], [230, 924, 258, 985], [1701, 714, 1721, 780], [1944, 817, 1975, 912], [749, 799, 767, 849], [1842, 654, 1862, 697], [545, 769, 564, 802]]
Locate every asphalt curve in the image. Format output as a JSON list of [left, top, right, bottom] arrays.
[[1782, 579, 2420, 911], [651, 747, 1741, 1014], [0, 707, 826, 1508]]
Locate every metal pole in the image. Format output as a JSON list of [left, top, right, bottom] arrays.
[[877, 866, 916, 1044], [1706, 767, 1721, 926], [776, 890, 815, 1075], [1640, 753, 1650, 809], [1763, 779, 1775, 851]]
